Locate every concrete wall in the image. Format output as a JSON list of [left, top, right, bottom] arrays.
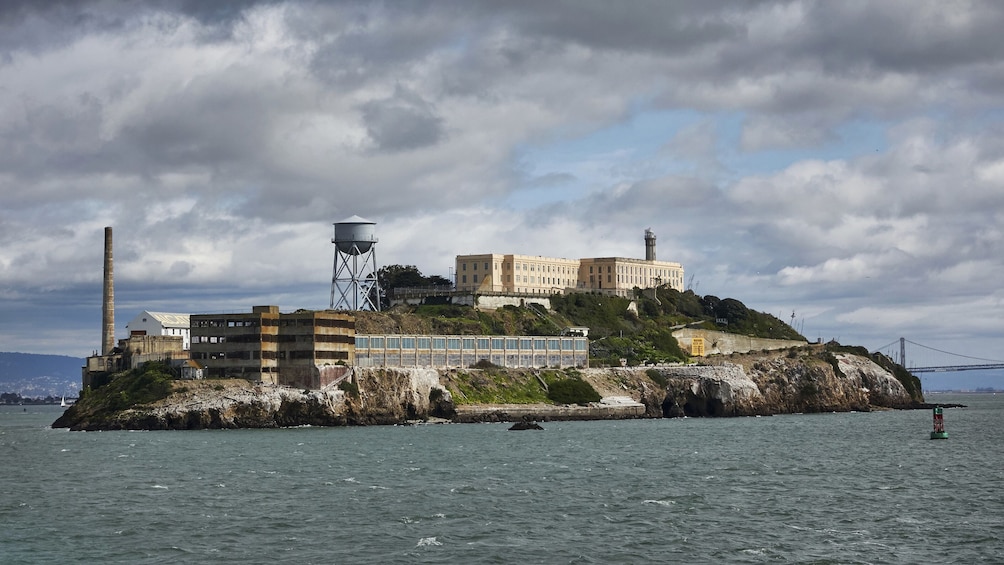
[[122, 335, 187, 368], [280, 364, 351, 389], [672, 328, 806, 356], [475, 294, 551, 311]]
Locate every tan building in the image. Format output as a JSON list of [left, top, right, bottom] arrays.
[[190, 306, 354, 387], [455, 253, 582, 295], [455, 255, 683, 297], [578, 257, 684, 294], [454, 230, 683, 297]]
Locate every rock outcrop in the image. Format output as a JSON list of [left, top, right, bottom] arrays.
[[54, 348, 919, 430]]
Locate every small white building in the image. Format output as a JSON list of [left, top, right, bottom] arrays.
[[125, 311, 191, 350]]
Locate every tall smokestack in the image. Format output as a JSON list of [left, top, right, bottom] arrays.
[[102, 226, 115, 355], [644, 228, 656, 261]]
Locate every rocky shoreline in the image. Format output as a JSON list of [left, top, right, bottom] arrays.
[[53, 348, 935, 431]]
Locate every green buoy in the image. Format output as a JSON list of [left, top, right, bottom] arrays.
[[930, 406, 948, 440]]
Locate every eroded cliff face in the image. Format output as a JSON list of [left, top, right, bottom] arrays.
[[344, 367, 455, 424], [646, 351, 912, 417], [55, 369, 457, 431], [54, 350, 915, 430], [55, 380, 353, 430]]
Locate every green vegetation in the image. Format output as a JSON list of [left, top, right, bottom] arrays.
[[547, 378, 601, 405], [376, 265, 452, 309], [444, 367, 602, 406], [339, 379, 360, 399], [645, 368, 668, 387], [448, 368, 553, 404], [79, 361, 177, 412]]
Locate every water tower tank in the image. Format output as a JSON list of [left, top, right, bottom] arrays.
[[333, 215, 377, 255]]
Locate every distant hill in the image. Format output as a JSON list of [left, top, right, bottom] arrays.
[[0, 352, 84, 398]]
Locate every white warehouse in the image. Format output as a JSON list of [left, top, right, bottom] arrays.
[[125, 311, 191, 350]]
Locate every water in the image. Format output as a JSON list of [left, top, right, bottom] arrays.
[[2, 395, 1002, 564]]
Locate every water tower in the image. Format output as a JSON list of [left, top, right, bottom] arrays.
[[330, 215, 381, 311]]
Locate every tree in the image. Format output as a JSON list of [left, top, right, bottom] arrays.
[[426, 275, 453, 287], [376, 265, 453, 308]]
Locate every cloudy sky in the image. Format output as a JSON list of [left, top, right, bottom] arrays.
[[2, 1, 1003, 380]]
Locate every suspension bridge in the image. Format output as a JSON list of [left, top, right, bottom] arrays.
[[872, 338, 1004, 373]]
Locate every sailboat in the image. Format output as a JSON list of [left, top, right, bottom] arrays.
[[60, 395, 67, 407]]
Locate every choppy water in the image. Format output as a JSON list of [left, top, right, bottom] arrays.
[[2, 394, 1002, 564]]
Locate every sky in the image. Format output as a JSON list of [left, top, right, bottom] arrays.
[[1, 1, 1003, 385]]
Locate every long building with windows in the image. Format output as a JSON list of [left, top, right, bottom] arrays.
[[354, 334, 588, 369], [454, 230, 684, 296]]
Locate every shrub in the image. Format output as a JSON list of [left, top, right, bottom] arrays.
[[339, 379, 360, 399], [471, 358, 500, 369], [646, 368, 668, 387], [547, 378, 601, 405]]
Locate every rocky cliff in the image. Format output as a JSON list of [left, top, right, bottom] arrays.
[[53, 348, 918, 430]]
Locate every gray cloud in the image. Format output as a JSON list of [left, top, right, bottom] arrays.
[[360, 85, 445, 152], [1, 1, 1003, 363]]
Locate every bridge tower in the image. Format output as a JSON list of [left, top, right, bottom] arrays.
[[900, 337, 906, 368]]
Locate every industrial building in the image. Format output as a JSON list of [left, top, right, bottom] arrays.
[[189, 306, 355, 387]]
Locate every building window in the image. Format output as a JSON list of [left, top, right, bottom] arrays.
[[473, 274, 478, 283], [484, 262, 489, 270]]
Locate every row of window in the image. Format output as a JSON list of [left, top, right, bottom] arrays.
[[192, 350, 349, 361], [355, 351, 586, 369], [459, 268, 680, 287], [192, 318, 352, 329], [356, 336, 587, 351], [192, 318, 280, 328], [192, 334, 354, 344]]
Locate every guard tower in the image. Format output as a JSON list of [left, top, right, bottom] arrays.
[[330, 215, 381, 311]]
